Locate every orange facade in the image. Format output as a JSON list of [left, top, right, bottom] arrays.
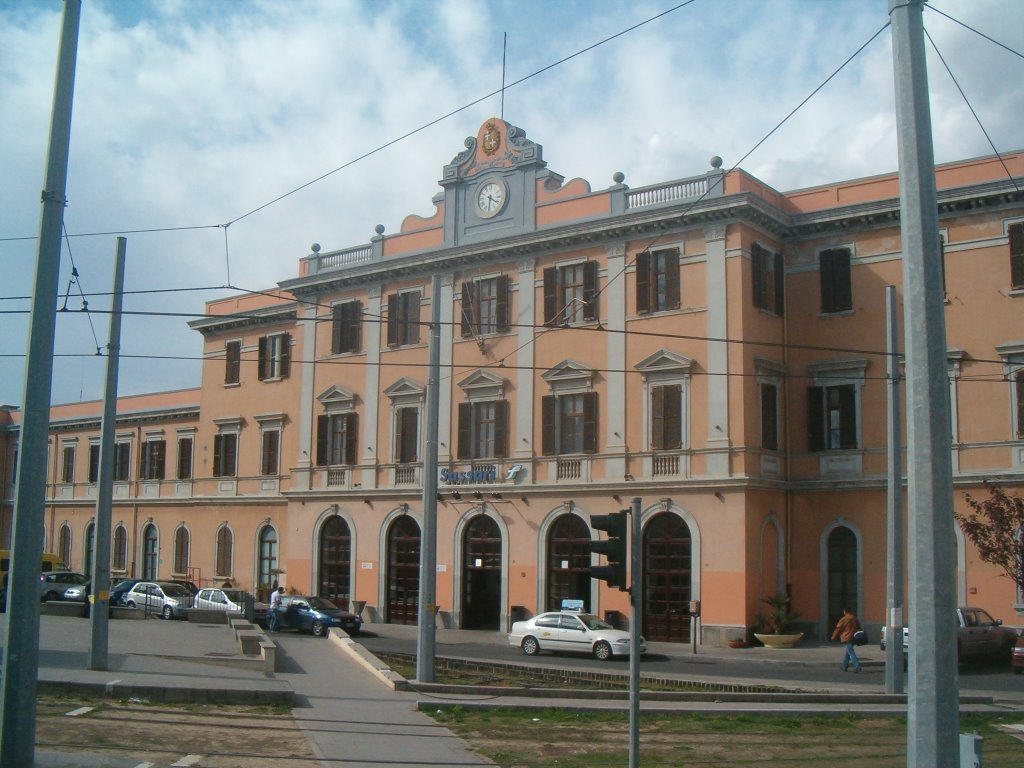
[[2, 119, 1022, 643]]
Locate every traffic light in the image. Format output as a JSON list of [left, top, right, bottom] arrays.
[[589, 510, 629, 591]]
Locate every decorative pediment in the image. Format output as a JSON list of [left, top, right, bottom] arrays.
[[317, 385, 357, 413], [634, 350, 694, 377], [384, 377, 425, 401], [541, 360, 594, 391], [442, 119, 544, 183], [457, 369, 506, 401]]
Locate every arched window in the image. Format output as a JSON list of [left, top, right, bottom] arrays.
[[142, 523, 158, 580], [258, 525, 278, 593], [546, 514, 590, 612], [83, 522, 96, 578], [215, 525, 233, 578], [173, 526, 190, 575], [58, 524, 72, 569], [112, 525, 128, 572]]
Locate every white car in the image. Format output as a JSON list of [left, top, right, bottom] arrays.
[[194, 588, 247, 613], [509, 611, 646, 661]]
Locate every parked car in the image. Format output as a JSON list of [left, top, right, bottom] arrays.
[[273, 596, 362, 637], [110, 579, 144, 607], [171, 579, 199, 599], [39, 572, 87, 602], [1013, 636, 1024, 675], [509, 611, 647, 661], [62, 581, 90, 602], [123, 581, 192, 619], [880, 606, 1018, 662], [194, 588, 247, 613]]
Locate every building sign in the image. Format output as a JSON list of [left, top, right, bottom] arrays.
[[437, 463, 527, 486]]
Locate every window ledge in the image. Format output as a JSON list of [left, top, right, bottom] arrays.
[[818, 309, 855, 318], [223, 382, 240, 389]]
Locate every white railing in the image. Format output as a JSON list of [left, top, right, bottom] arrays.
[[313, 244, 373, 273], [652, 452, 680, 477], [395, 464, 418, 485], [556, 459, 582, 480], [625, 176, 710, 209], [326, 468, 347, 488]]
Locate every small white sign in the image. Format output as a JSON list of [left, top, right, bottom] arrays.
[[474, 558, 483, 567], [561, 560, 569, 569], [437, 564, 447, 572], [360, 562, 374, 570]]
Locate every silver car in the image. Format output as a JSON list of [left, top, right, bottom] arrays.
[[194, 588, 246, 613], [123, 581, 192, 619], [39, 571, 87, 602], [509, 611, 647, 661]]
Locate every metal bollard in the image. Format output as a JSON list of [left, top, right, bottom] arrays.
[[959, 732, 982, 768]]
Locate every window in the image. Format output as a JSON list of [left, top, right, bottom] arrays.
[[457, 401, 509, 459], [173, 526, 189, 574], [258, 525, 278, 592], [142, 523, 158, 580], [213, 433, 237, 477], [215, 525, 233, 577], [541, 392, 598, 455], [224, 340, 241, 385], [386, 290, 421, 346], [60, 444, 75, 484], [331, 300, 363, 354], [543, 262, 598, 325], [461, 276, 510, 336], [176, 437, 193, 480], [808, 384, 857, 450], [260, 430, 280, 476], [395, 406, 419, 463], [88, 443, 100, 483], [112, 524, 127, 571], [1010, 221, 1024, 290], [752, 243, 784, 316], [113, 441, 131, 482], [650, 384, 682, 451], [636, 249, 680, 314], [58, 524, 71, 569], [820, 247, 852, 314], [1016, 369, 1024, 440], [761, 383, 779, 451], [258, 333, 291, 381], [316, 413, 358, 466], [139, 439, 165, 480]]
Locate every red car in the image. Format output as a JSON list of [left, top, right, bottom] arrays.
[[1013, 636, 1024, 675]]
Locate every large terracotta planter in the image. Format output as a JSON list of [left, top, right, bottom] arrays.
[[753, 632, 804, 649]]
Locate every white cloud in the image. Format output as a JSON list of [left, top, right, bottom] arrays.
[[1, 0, 1020, 407]]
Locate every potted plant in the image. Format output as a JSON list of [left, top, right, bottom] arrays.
[[753, 592, 804, 648]]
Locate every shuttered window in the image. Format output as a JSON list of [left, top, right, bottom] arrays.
[[315, 413, 359, 466], [331, 300, 362, 354], [213, 433, 238, 477], [820, 248, 852, 314], [257, 333, 291, 380], [636, 249, 680, 314], [139, 440, 166, 480], [1016, 369, 1024, 440], [456, 400, 509, 459], [761, 383, 779, 451], [752, 244, 784, 316], [88, 444, 100, 483], [1010, 222, 1024, 290], [543, 262, 598, 325], [113, 442, 131, 482], [395, 407, 419, 463], [386, 291, 422, 346], [540, 392, 598, 455], [173, 527, 190, 575], [650, 384, 682, 450], [224, 340, 241, 384], [260, 430, 280, 476], [807, 384, 857, 450], [176, 437, 193, 480], [460, 276, 510, 336]]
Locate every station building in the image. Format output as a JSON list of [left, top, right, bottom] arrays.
[[2, 118, 1023, 643]]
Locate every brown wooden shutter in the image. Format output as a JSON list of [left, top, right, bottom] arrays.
[[582, 392, 598, 453], [663, 384, 682, 450], [635, 251, 651, 314], [543, 267, 557, 325], [213, 434, 224, 475], [386, 293, 400, 346], [315, 415, 328, 466], [460, 282, 473, 338], [1016, 370, 1024, 439], [650, 385, 665, 450], [665, 249, 681, 310], [541, 395, 556, 455], [398, 407, 418, 462], [406, 292, 421, 345], [494, 399, 509, 458], [261, 431, 279, 475], [153, 440, 166, 480], [807, 386, 824, 451], [257, 336, 268, 380], [332, 305, 344, 354], [761, 384, 778, 451], [838, 384, 857, 449], [348, 301, 363, 353], [1010, 222, 1024, 289], [582, 261, 598, 321], [279, 333, 291, 378], [821, 248, 852, 313], [225, 341, 240, 384], [495, 275, 510, 333], [225, 434, 237, 476], [457, 403, 472, 460], [344, 412, 358, 465], [752, 244, 765, 310], [89, 444, 100, 483], [773, 251, 785, 317]]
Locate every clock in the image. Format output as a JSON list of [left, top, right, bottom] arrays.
[[475, 178, 507, 218]]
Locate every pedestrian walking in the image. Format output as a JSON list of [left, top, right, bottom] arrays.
[[831, 606, 863, 672], [268, 585, 285, 632]]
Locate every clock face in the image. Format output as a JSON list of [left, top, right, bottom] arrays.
[[476, 180, 506, 218]]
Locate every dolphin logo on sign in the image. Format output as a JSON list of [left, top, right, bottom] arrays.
[[505, 463, 525, 482]]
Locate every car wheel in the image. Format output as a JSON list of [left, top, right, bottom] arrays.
[[593, 641, 613, 661], [126, 600, 136, 609], [521, 636, 540, 656], [162, 605, 173, 620], [311, 619, 326, 637], [44, 591, 60, 602]]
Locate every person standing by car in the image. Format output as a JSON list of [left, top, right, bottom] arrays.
[[832, 607, 863, 673], [268, 586, 284, 632]]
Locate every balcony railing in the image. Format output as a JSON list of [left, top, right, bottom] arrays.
[[326, 468, 348, 488], [394, 464, 419, 485], [652, 452, 680, 477], [624, 170, 721, 210], [556, 458, 582, 480]]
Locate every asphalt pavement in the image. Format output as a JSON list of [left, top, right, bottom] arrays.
[[2, 612, 1023, 767]]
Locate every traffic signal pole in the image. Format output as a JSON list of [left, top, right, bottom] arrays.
[[628, 496, 642, 768]]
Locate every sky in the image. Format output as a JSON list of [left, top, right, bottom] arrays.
[[1, 0, 1021, 409]]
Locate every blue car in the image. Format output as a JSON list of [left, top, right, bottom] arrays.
[[274, 596, 361, 637]]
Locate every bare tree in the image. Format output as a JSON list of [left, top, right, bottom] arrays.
[[957, 485, 1024, 595]]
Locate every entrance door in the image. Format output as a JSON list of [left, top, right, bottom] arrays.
[[319, 516, 352, 609], [142, 523, 158, 580], [546, 514, 591, 612], [386, 516, 421, 625], [462, 515, 502, 630], [827, 526, 858, 631], [643, 512, 692, 642]]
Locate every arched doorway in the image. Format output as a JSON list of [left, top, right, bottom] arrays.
[[319, 516, 352, 608], [84, 521, 95, 579], [462, 514, 501, 630], [827, 525, 858, 630], [386, 515, 421, 625], [142, 523, 158, 580], [258, 525, 279, 596], [546, 514, 591, 612], [643, 512, 693, 642]]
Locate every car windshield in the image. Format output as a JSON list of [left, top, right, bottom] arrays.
[[111, 580, 135, 591], [305, 597, 339, 611], [576, 614, 613, 631], [222, 590, 246, 603], [160, 585, 191, 597]]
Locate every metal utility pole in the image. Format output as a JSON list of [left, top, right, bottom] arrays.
[[890, 1, 959, 764], [416, 273, 442, 682], [884, 285, 905, 695], [628, 495, 642, 768], [89, 237, 127, 670], [0, 2, 81, 765]]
